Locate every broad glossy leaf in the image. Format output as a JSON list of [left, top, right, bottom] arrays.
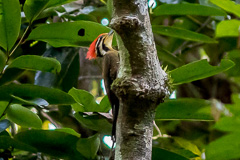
[[99, 96, 112, 113], [54, 128, 81, 137], [8, 55, 61, 73], [154, 3, 226, 16], [206, 133, 240, 160], [216, 20, 240, 38], [174, 137, 201, 156], [69, 88, 110, 112], [169, 59, 234, 85], [225, 50, 240, 77], [152, 25, 217, 43], [11, 95, 49, 106], [155, 98, 213, 120], [214, 117, 240, 133], [0, 0, 21, 51], [75, 112, 112, 134], [0, 135, 37, 152], [76, 134, 100, 159], [0, 119, 10, 132], [6, 104, 42, 128], [152, 147, 188, 160], [23, 0, 76, 22], [210, 0, 240, 17], [28, 21, 110, 47], [14, 130, 85, 159], [0, 84, 75, 105], [0, 101, 8, 117], [0, 51, 6, 73]]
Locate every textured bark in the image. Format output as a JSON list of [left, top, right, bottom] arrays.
[[110, 1, 170, 160]]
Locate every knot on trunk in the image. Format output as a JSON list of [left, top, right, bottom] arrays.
[[111, 16, 142, 34], [112, 76, 168, 104]]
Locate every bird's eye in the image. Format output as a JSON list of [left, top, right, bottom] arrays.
[[78, 28, 85, 36]]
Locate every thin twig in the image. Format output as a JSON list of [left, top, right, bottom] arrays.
[[172, 17, 212, 55], [9, 25, 31, 57]]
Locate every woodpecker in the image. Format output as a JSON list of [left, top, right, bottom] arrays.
[[86, 30, 119, 142]]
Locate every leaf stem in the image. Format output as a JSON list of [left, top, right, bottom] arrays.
[[9, 25, 31, 57]]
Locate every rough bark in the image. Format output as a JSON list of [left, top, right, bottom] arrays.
[[110, 0, 170, 160]]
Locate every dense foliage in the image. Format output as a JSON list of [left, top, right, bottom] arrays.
[[0, 0, 239, 159]]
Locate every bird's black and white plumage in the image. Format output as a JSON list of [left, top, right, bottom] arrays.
[[86, 30, 119, 142]]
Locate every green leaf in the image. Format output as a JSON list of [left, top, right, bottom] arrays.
[[214, 117, 240, 133], [0, 0, 21, 51], [75, 112, 112, 134], [206, 133, 240, 160], [8, 55, 61, 73], [6, 104, 42, 128], [155, 98, 213, 120], [0, 84, 75, 105], [54, 128, 81, 137], [14, 130, 85, 159], [23, 0, 76, 22], [69, 88, 109, 112], [11, 95, 49, 106], [152, 147, 188, 160], [156, 46, 183, 67], [215, 20, 240, 38], [154, 3, 226, 16], [0, 119, 10, 132], [174, 137, 201, 156], [107, 0, 113, 16], [169, 59, 235, 85], [27, 21, 111, 47], [64, 14, 97, 22], [0, 51, 6, 73], [76, 134, 100, 159], [0, 68, 24, 86], [99, 96, 112, 113], [0, 101, 8, 117], [152, 25, 217, 43], [210, 0, 240, 17], [0, 135, 37, 152], [225, 50, 240, 77]]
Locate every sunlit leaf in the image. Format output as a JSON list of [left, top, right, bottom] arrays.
[[28, 21, 110, 47], [214, 117, 240, 133], [155, 98, 213, 120], [216, 20, 240, 38], [169, 59, 234, 85], [0, 0, 21, 51], [210, 0, 240, 17], [152, 25, 217, 43], [154, 3, 226, 16], [76, 134, 100, 159], [206, 133, 240, 160], [6, 104, 42, 128], [8, 55, 61, 73], [174, 137, 202, 156]]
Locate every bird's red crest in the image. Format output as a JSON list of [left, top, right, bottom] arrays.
[[86, 34, 105, 59]]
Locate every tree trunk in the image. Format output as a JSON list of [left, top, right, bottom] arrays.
[[110, 0, 170, 159]]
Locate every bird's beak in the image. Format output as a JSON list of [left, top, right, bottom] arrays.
[[108, 30, 114, 36]]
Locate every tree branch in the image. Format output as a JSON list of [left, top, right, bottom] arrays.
[[110, 0, 170, 159]]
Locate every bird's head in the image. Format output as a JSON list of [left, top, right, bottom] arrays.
[[86, 30, 114, 59]]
